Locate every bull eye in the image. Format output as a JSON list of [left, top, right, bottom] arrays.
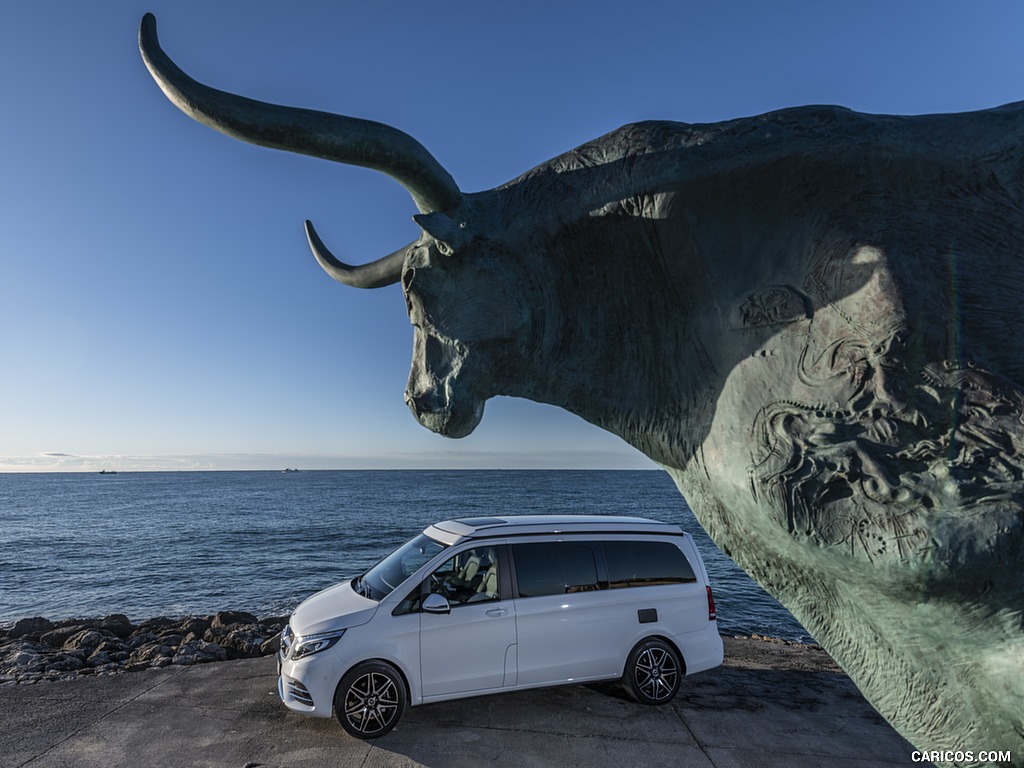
[[402, 270, 419, 316], [401, 268, 416, 291]]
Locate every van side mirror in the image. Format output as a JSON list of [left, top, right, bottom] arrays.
[[422, 593, 451, 615]]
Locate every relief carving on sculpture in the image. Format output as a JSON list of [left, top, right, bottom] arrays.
[[140, 13, 1024, 762], [748, 242, 1024, 566]]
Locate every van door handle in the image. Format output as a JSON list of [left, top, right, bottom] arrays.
[[485, 608, 508, 617]]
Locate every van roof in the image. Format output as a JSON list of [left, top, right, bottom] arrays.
[[424, 515, 685, 545]]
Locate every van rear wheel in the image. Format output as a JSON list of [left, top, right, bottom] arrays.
[[623, 638, 681, 705], [334, 660, 407, 738]]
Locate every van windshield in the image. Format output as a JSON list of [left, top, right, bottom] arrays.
[[356, 533, 447, 601]]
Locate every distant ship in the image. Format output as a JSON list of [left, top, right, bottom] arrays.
[[98, 470, 118, 475], [282, 468, 300, 473]]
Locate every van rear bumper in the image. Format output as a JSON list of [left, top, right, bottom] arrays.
[[679, 626, 724, 675]]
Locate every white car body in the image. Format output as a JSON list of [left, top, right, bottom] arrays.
[[278, 515, 723, 736]]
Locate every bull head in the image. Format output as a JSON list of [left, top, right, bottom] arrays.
[[139, 12, 527, 439]]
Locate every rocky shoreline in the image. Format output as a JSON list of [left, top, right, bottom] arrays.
[[0, 612, 286, 685], [2, 612, 837, 687]]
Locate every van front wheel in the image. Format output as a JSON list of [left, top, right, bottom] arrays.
[[623, 638, 681, 705], [335, 660, 407, 738]]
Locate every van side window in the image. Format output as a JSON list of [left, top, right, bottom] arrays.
[[603, 541, 697, 588], [427, 546, 501, 607], [512, 542, 600, 597]]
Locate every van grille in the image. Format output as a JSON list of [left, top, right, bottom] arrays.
[[285, 677, 315, 708], [280, 624, 293, 659]]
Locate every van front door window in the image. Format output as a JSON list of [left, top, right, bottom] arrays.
[[428, 546, 500, 606]]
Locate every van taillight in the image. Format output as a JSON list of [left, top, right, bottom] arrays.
[[706, 586, 717, 621]]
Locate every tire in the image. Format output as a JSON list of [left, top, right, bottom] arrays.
[[334, 660, 407, 738], [622, 638, 682, 705]]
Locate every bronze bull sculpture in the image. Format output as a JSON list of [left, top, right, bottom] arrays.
[[140, 13, 1023, 759]]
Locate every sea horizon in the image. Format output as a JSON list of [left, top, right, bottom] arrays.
[[0, 450, 661, 474]]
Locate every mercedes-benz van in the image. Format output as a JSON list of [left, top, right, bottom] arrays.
[[277, 515, 723, 737]]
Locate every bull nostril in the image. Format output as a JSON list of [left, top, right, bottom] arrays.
[[405, 391, 445, 417]]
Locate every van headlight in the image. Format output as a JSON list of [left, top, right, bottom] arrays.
[[290, 629, 346, 660]]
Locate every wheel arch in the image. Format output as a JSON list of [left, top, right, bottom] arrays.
[[625, 634, 687, 675], [332, 656, 416, 718]]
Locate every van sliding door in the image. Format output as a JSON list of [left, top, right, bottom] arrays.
[[510, 541, 619, 685]]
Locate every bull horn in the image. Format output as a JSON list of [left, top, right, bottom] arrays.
[[305, 220, 409, 288], [138, 13, 463, 215]]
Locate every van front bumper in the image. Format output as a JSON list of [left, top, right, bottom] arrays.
[[277, 643, 341, 718]]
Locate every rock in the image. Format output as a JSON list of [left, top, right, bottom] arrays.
[[61, 629, 120, 653], [176, 617, 212, 637], [129, 643, 174, 664], [224, 628, 266, 658], [205, 617, 284, 659], [172, 640, 226, 666], [8, 617, 54, 640], [127, 632, 159, 651], [87, 651, 112, 668], [45, 655, 84, 673], [2, 646, 50, 674], [40, 625, 91, 649], [99, 614, 135, 638], [211, 611, 258, 629], [131, 617, 177, 636], [259, 634, 282, 656]]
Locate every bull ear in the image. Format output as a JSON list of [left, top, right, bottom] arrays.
[[414, 212, 473, 256]]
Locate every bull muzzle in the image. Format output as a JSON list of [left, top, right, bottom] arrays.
[[404, 388, 484, 439], [404, 331, 485, 438]]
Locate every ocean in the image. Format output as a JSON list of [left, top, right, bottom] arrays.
[[0, 470, 811, 641]]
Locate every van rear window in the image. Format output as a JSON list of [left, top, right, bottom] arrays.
[[603, 541, 697, 587]]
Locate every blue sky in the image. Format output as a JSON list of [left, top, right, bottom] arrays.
[[2, 1, 1023, 472]]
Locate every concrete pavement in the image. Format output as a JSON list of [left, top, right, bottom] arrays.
[[1, 638, 925, 768]]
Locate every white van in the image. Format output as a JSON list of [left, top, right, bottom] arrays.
[[277, 515, 723, 737]]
